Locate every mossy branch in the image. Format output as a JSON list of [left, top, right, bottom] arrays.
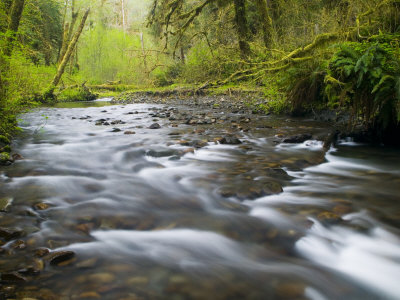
[[356, 0, 397, 38]]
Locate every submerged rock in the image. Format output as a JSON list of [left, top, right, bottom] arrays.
[[0, 227, 23, 241], [1, 272, 27, 283], [283, 134, 312, 143], [124, 131, 136, 135], [33, 202, 50, 211]]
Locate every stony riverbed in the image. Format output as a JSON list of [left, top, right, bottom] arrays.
[[0, 96, 399, 299]]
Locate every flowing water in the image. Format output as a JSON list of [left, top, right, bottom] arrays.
[[0, 99, 400, 299]]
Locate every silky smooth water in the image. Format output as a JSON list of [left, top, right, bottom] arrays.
[[1, 100, 399, 299]]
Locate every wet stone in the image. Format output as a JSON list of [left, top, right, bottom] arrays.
[[317, 211, 342, 224], [76, 258, 98, 269], [0, 197, 13, 212], [47, 250, 75, 266], [283, 134, 312, 143], [0, 227, 23, 241], [11, 240, 26, 249], [111, 128, 121, 132], [34, 247, 50, 257], [78, 291, 101, 299], [218, 136, 242, 145], [146, 149, 180, 158], [124, 131, 136, 135], [149, 123, 161, 129], [33, 202, 50, 210], [1, 272, 27, 283], [12, 153, 24, 161], [88, 272, 115, 284], [275, 282, 305, 299]]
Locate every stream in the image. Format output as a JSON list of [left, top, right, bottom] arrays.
[[0, 98, 400, 299]]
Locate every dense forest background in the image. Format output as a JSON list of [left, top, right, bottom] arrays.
[[0, 0, 399, 147]]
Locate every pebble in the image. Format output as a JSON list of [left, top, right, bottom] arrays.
[[88, 272, 115, 284], [33, 202, 50, 210], [78, 291, 101, 299]]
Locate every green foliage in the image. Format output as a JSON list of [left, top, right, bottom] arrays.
[[5, 51, 56, 101], [79, 27, 156, 86], [180, 41, 238, 83], [279, 58, 329, 114], [57, 86, 97, 102], [326, 34, 400, 128], [18, 0, 63, 65]]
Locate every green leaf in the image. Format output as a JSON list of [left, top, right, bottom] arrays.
[[372, 75, 394, 94]]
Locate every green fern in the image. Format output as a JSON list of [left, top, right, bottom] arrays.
[[325, 36, 400, 129]]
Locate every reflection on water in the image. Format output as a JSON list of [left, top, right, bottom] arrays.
[[0, 101, 399, 299], [51, 97, 114, 108]]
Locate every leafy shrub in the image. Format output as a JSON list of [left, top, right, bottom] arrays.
[[180, 42, 238, 84], [326, 34, 400, 129], [153, 63, 183, 87], [279, 58, 329, 115]]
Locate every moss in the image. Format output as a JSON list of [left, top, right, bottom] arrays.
[[57, 86, 98, 102], [0, 152, 10, 164], [1, 145, 12, 153], [0, 135, 10, 146]]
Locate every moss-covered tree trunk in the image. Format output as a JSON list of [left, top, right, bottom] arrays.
[[4, 0, 25, 57], [58, 0, 78, 65], [233, 0, 251, 58], [255, 0, 273, 48], [51, 8, 90, 87], [1, 0, 25, 109]]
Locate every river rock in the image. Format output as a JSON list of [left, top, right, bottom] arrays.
[[34, 247, 50, 257], [149, 123, 161, 129], [111, 128, 121, 132], [124, 131, 136, 135], [275, 282, 305, 299], [33, 202, 50, 210], [11, 153, 24, 161], [46, 250, 75, 266], [0, 197, 13, 212], [283, 134, 312, 143], [317, 211, 342, 224], [78, 291, 101, 299], [146, 149, 180, 158], [189, 140, 208, 148], [76, 258, 98, 269], [218, 136, 242, 145], [0, 227, 23, 241], [1, 272, 27, 282], [88, 272, 115, 284]]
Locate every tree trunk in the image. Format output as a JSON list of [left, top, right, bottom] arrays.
[[233, 0, 250, 58], [4, 0, 25, 57], [140, 32, 148, 73], [255, 0, 273, 48], [1, 0, 25, 107], [52, 9, 90, 87], [121, 0, 126, 32], [58, 0, 78, 65]]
